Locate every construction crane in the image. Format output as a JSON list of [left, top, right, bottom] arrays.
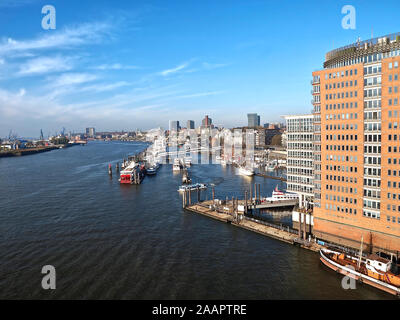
[[40, 129, 44, 141]]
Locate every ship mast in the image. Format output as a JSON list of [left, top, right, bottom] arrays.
[[357, 236, 364, 269]]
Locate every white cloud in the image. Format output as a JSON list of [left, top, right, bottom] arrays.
[[80, 81, 130, 93], [93, 63, 140, 70], [202, 62, 229, 70], [50, 73, 98, 87], [0, 22, 111, 56], [175, 91, 225, 99], [160, 62, 190, 76], [18, 56, 74, 75]]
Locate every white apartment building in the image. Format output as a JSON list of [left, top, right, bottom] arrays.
[[284, 114, 314, 208]]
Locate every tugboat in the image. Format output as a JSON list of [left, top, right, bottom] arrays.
[[320, 242, 400, 296]]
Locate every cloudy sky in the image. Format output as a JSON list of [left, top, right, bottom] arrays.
[[0, 0, 399, 137]]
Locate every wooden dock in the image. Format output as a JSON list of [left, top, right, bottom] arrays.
[[185, 200, 321, 252], [255, 172, 287, 182]]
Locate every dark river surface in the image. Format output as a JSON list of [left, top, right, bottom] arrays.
[[0, 141, 393, 299]]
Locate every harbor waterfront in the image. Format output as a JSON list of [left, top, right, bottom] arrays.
[[0, 141, 393, 299]]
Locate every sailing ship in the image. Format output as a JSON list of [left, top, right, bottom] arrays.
[[320, 239, 400, 296]]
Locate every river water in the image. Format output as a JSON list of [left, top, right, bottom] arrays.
[[0, 141, 392, 299]]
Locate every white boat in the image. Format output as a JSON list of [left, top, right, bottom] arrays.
[[264, 186, 299, 202], [146, 165, 157, 175], [173, 158, 181, 171], [266, 162, 275, 171], [178, 183, 207, 192], [220, 159, 227, 166], [184, 157, 192, 167], [238, 166, 254, 176]]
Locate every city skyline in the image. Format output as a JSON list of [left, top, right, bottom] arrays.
[[1, 0, 400, 137]]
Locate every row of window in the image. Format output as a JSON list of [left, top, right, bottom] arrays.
[[363, 210, 380, 219], [388, 74, 399, 81], [388, 61, 399, 69], [386, 215, 400, 224], [364, 178, 381, 188], [326, 145, 358, 152], [387, 192, 400, 200], [326, 194, 358, 202], [388, 169, 400, 176], [326, 154, 359, 162], [325, 204, 357, 215], [364, 156, 381, 165], [387, 181, 400, 188], [387, 158, 400, 164], [364, 65, 381, 75], [325, 80, 358, 90], [388, 146, 400, 152], [364, 167, 381, 177], [365, 122, 381, 131], [364, 88, 382, 98], [325, 124, 359, 131], [325, 102, 358, 110], [326, 164, 358, 174], [325, 68, 358, 79], [388, 99, 399, 106], [326, 91, 358, 100], [364, 100, 381, 109], [326, 174, 358, 183], [364, 199, 380, 210], [364, 111, 381, 120], [364, 145, 381, 154], [325, 113, 359, 121], [388, 110, 399, 117], [364, 188, 380, 199], [365, 134, 381, 142], [364, 76, 381, 86], [326, 134, 359, 141]]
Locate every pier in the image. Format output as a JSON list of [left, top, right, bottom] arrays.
[[255, 172, 287, 182], [185, 200, 321, 252]]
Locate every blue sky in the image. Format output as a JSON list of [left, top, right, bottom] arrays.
[[0, 0, 400, 137]]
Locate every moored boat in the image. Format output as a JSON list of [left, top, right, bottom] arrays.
[[264, 186, 299, 202], [320, 247, 400, 296], [178, 183, 207, 192], [238, 166, 254, 176], [119, 161, 139, 184], [173, 158, 182, 171]]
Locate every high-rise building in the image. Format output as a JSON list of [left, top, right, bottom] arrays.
[[311, 32, 400, 253], [284, 115, 314, 208], [169, 120, 180, 132], [86, 127, 95, 137], [201, 115, 212, 128], [187, 120, 195, 129], [247, 113, 260, 127]]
